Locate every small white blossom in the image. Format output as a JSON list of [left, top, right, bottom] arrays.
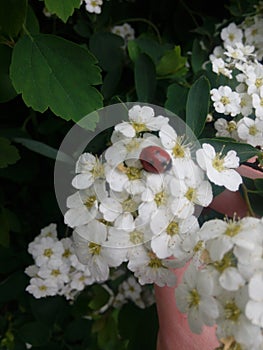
[[196, 143, 242, 191], [214, 118, 239, 139], [237, 116, 263, 147], [210, 86, 241, 117], [26, 277, 58, 299], [220, 22, 243, 46], [175, 263, 219, 333], [83, 0, 103, 14]]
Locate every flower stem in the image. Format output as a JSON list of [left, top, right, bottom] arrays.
[[241, 183, 256, 217]]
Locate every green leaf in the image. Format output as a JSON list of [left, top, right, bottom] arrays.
[[186, 76, 210, 137], [0, 0, 27, 38], [199, 138, 260, 162], [17, 321, 51, 347], [127, 40, 141, 63], [89, 32, 124, 72], [191, 39, 208, 74], [0, 45, 17, 102], [0, 271, 27, 303], [14, 137, 74, 164], [101, 67, 122, 99], [88, 285, 110, 310], [0, 207, 9, 247], [135, 35, 171, 65], [165, 82, 188, 119], [134, 53, 156, 102], [25, 4, 39, 34], [254, 178, 263, 192], [156, 46, 187, 76], [10, 34, 103, 127], [0, 137, 20, 168], [44, 0, 81, 23]]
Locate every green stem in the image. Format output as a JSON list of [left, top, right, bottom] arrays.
[[115, 18, 162, 43], [22, 24, 33, 41], [241, 183, 256, 217]]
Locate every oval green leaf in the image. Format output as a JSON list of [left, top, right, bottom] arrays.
[[44, 0, 81, 23], [186, 75, 210, 137], [135, 53, 156, 102], [10, 34, 103, 128]]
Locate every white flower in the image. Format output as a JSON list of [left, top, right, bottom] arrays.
[[246, 63, 263, 94], [115, 105, 168, 138], [150, 208, 199, 259], [72, 153, 104, 190], [99, 190, 138, 230], [121, 276, 142, 300], [73, 220, 125, 281], [105, 161, 146, 195], [196, 143, 242, 191], [239, 92, 253, 117], [211, 57, 233, 78], [26, 277, 58, 299], [214, 118, 239, 139], [38, 263, 70, 285], [252, 86, 263, 119], [32, 236, 64, 267], [237, 116, 263, 147], [175, 263, 219, 333], [28, 223, 57, 255], [220, 22, 243, 46], [138, 172, 174, 221], [70, 270, 95, 291], [83, 0, 103, 14], [216, 286, 262, 349], [210, 86, 241, 117], [169, 163, 213, 219], [111, 23, 135, 42], [159, 124, 192, 166], [246, 272, 263, 327], [127, 246, 176, 287]]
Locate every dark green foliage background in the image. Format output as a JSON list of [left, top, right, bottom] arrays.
[[0, 0, 262, 349]]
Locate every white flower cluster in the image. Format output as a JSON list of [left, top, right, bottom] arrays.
[[25, 223, 155, 311], [113, 275, 155, 309], [111, 23, 135, 45], [82, 0, 103, 14], [175, 216, 263, 350], [209, 13, 263, 148], [25, 223, 95, 300], [64, 104, 243, 289]]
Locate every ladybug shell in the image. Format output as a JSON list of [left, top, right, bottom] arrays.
[[139, 146, 172, 173]]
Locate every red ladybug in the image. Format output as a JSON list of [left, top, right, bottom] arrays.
[[139, 146, 172, 173]]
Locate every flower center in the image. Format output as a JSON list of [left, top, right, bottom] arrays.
[[122, 198, 138, 212], [166, 221, 179, 236], [224, 301, 241, 322], [89, 242, 101, 255], [62, 248, 72, 258], [91, 160, 104, 178], [132, 122, 148, 133], [44, 248, 53, 257], [185, 187, 196, 202], [147, 251, 164, 268], [51, 269, 61, 277], [189, 288, 200, 307], [255, 77, 263, 88], [224, 222, 241, 237], [220, 96, 230, 105], [129, 230, 144, 244], [226, 121, 237, 133], [126, 166, 141, 180], [228, 33, 235, 42], [125, 139, 141, 152], [154, 191, 167, 206], [212, 154, 225, 172], [172, 143, 185, 158], [213, 251, 236, 272], [38, 285, 47, 291], [249, 125, 258, 136], [85, 195, 97, 209]]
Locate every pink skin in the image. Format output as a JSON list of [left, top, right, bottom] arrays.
[[155, 162, 263, 350]]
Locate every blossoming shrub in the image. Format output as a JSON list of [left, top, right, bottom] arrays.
[[1, 0, 263, 349]]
